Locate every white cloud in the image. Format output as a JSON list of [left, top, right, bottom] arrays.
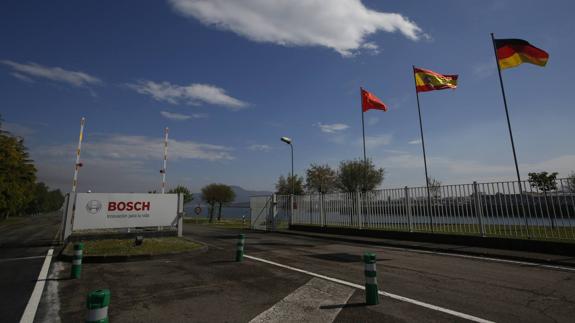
[[168, 0, 424, 56], [361, 42, 381, 55], [367, 116, 380, 126], [35, 158, 156, 193], [316, 122, 350, 133], [32, 135, 234, 193], [381, 152, 511, 175], [378, 151, 575, 185], [36, 135, 234, 161], [472, 61, 495, 79], [383, 149, 408, 155], [1, 60, 101, 87], [408, 139, 421, 145], [522, 155, 575, 178], [128, 80, 248, 110], [363, 134, 392, 148], [248, 144, 271, 152], [11, 72, 34, 83], [0, 122, 36, 137], [160, 111, 207, 121]]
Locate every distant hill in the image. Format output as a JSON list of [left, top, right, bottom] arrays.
[[192, 185, 272, 206], [229, 186, 272, 204]]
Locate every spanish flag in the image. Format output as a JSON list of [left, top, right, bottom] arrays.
[[494, 38, 549, 70], [414, 67, 458, 93]]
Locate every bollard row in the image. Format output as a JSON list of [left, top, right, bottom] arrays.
[[71, 242, 84, 279], [236, 234, 245, 262], [69, 242, 112, 322], [77, 234, 251, 321], [86, 289, 110, 323], [363, 252, 379, 305]]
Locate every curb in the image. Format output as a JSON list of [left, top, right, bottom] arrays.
[[58, 242, 208, 264], [276, 230, 575, 269]]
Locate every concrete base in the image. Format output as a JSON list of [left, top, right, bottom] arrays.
[[289, 225, 575, 257], [69, 229, 177, 242]]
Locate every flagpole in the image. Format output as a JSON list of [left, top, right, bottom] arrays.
[[71, 117, 86, 193], [490, 33, 523, 187], [360, 88, 368, 191], [161, 127, 169, 194], [412, 66, 433, 231], [490, 33, 531, 237]]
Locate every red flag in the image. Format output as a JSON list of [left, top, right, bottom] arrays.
[[361, 88, 388, 112]]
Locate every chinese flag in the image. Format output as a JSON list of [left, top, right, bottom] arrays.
[[361, 88, 388, 112]]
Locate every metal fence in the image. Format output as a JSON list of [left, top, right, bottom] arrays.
[[278, 178, 575, 241]]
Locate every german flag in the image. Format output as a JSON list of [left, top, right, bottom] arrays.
[[494, 39, 549, 70], [414, 67, 458, 93]]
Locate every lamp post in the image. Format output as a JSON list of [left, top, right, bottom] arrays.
[[280, 137, 294, 195]]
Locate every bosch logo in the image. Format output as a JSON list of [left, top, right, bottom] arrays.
[[108, 201, 150, 212], [86, 200, 102, 214]]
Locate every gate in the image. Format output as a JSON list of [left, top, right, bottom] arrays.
[[250, 195, 277, 231]]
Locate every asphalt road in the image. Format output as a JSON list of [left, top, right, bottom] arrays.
[[52, 227, 455, 322], [185, 225, 575, 323], [0, 214, 61, 323]]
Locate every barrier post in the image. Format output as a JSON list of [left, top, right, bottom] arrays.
[[236, 234, 245, 262], [357, 191, 363, 229], [363, 252, 379, 305], [405, 186, 413, 232], [289, 195, 294, 226], [178, 193, 184, 237], [86, 289, 110, 323], [71, 242, 84, 279], [473, 181, 486, 237]]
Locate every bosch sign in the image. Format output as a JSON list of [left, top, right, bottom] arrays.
[[108, 201, 150, 212], [74, 193, 178, 230]]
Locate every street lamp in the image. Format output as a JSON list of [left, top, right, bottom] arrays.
[[280, 137, 294, 195]]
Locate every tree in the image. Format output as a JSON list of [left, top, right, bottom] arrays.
[[201, 183, 236, 222], [528, 172, 558, 193], [215, 184, 235, 221], [427, 177, 442, 201], [25, 182, 64, 214], [305, 164, 337, 194], [275, 174, 304, 195], [567, 172, 575, 193], [44, 187, 65, 212], [336, 159, 384, 193], [0, 117, 37, 219], [168, 185, 193, 204], [528, 171, 559, 229], [201, 184, 219, 223]]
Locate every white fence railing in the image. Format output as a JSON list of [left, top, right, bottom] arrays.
[[276, 178, 575, 241]]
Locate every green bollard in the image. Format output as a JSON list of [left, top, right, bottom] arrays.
[[363, 252, 379, 305], [236, 234, 245, 262], [86, 289, 110, 323], [71, 242, 84, 279]]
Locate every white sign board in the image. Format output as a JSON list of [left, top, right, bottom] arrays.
[[73, 193, 178, 230]]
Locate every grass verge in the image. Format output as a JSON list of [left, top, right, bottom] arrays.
[[0, 217, 26, 225], [64, 237, 202, 257], [184, 217, 249, 229]]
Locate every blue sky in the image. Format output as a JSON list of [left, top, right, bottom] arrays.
[[1, 0, 574, 193]]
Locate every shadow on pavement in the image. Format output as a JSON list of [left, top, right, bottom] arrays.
[[320, 302, 367, 309], [307, 252, 393, 263], [250, 242, 315, 247], [37, 277, 74, 282]]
